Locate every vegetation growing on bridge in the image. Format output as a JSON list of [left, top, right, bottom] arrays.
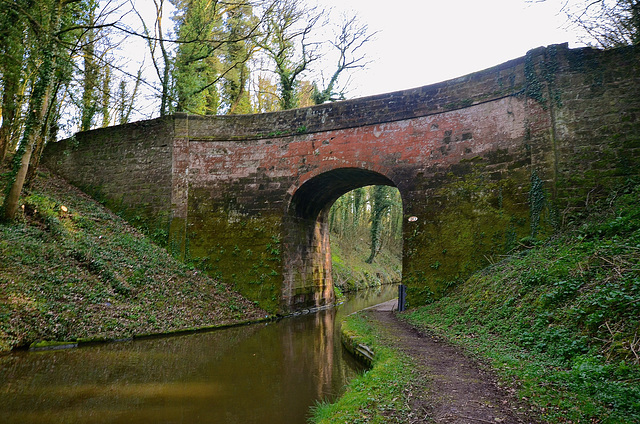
[[403, 160, 535, 306]]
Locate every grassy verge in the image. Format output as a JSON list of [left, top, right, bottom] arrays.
[[310, 312, 420, 424], [0, 168, 268, 353], [331, 234, 402, 293], [404, 180, 640, 423]]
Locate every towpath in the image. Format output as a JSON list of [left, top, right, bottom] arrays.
[[363, 300, 538, 424]]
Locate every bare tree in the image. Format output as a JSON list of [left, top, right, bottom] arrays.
[[128, 0, 174, 116], [312, 14, 376, 105], [535, 0, 640, 47]]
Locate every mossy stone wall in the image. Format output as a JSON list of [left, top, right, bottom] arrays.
[[552, 46, 640, 210], [42, 117, 176, 244], [43, 44, 640, 312]]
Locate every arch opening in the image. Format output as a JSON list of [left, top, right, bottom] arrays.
[[329, 185, 403, 295], [289, 168, 395, 221], [281, 168, 402, 312]]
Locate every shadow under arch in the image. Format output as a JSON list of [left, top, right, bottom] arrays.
[[281, 167, 399, 312]]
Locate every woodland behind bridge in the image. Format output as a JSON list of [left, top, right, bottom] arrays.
[[0, 0, 376, 221]]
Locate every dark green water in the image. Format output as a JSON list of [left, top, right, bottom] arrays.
[[0, 285, 397, 423]]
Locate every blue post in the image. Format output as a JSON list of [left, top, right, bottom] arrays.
[[398, 284, 406, 312]]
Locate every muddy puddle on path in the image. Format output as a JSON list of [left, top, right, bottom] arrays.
[[0, 285, 397, 424]]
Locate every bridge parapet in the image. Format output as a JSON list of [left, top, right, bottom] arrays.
[[43, 44, 640, 313], [180, 51, 529, 142]]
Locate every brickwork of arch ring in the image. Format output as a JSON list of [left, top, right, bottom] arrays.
[[283, 159, 400, 220], [280, 159, 403, 311]]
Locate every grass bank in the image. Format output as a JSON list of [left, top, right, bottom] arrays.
[[310, 312, 421, 424], [315, 180, 639, 423], [404, 180, 640, 423], [0, 169, 268, 353], [331, 232, 402, 294]]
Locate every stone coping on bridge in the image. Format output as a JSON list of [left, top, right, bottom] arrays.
[[172, 43, 577, 141]]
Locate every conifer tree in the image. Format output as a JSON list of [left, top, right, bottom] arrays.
[[221, 0, 257, 114], [172, 0, 224, 114]]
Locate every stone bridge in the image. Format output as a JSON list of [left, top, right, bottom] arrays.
[[43, 44, 640, 313]]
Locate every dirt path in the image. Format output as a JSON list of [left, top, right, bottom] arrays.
[[365, 301, 538, 424]]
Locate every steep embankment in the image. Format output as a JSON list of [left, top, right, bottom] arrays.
[[0, 168, 267, 353], [404, 180, 640, 423]]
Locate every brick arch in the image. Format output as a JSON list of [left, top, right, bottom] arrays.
[[42, 45, 640, 313], [281, 167, 400, 311], [287, 166, 397, 220]]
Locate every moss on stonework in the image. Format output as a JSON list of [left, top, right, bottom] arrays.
[[403, 165, 536, 307], [185, 195, 283, 313], [168, 216, 187, 259]]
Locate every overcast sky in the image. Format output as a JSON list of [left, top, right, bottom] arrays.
[[317, 0, 585, 98], [123, 0, 587, 118]]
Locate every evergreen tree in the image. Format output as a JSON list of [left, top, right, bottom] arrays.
[[171, 0, 259, 115], [172, 0, 224, 114], [221, 0, 257, 114]]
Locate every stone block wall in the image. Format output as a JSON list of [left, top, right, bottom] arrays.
[[42, 116, 176, 240], [42, 44, 640, 312], [552, 45, 640, 211]]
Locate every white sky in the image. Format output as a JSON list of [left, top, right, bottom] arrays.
[[118, 0, 587, 119], [318, 0, 585, 98]]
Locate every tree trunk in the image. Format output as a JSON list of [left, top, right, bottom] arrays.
[[0, 13, 25, 164], [25, 86, 55, 186], [80, 25, 98, 131], [2, 1, 61, 221], [101, 66, 111, 127], [0, 90, 17, 163]]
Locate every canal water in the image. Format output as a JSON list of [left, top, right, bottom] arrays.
[[0, 285, 397, 423]]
